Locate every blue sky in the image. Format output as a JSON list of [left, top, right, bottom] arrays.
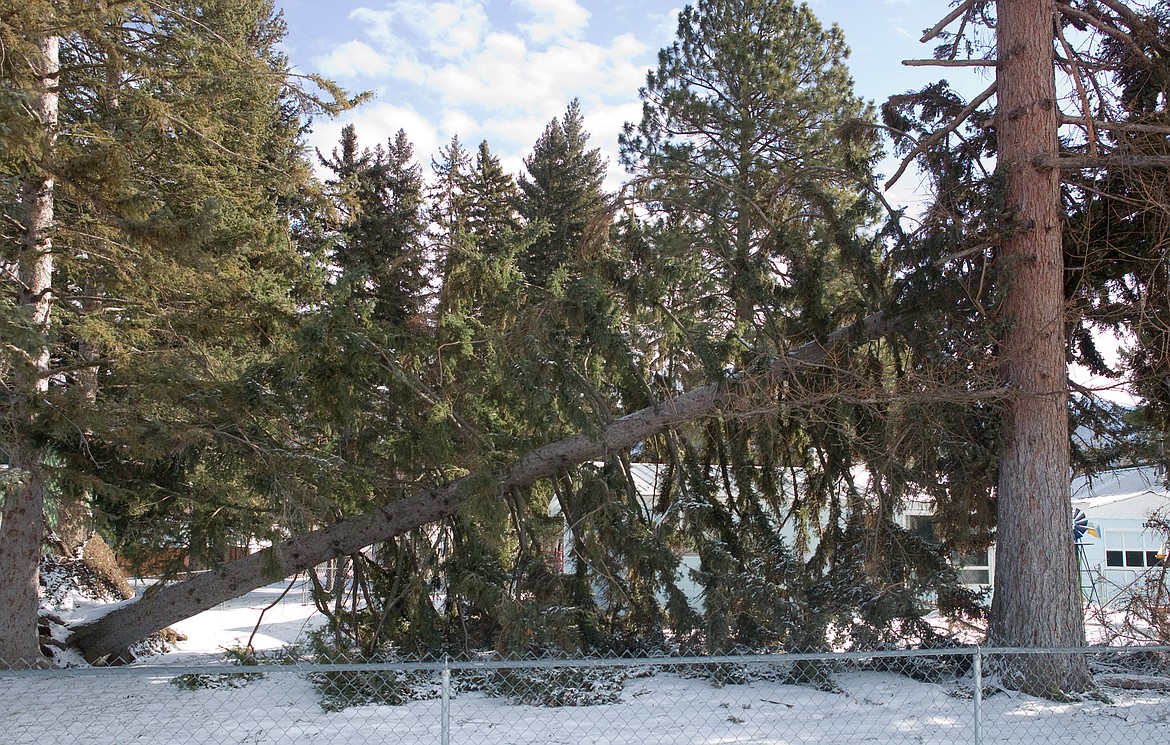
[[276, 0, 988, 203]]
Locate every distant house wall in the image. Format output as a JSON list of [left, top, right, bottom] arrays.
[[117, 543, 256, 577], [1075, 518, 1165, 606], [1072, 466, 1170, 607]]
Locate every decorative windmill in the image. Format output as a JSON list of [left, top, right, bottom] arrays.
[[1073, 507, 1099, 605]]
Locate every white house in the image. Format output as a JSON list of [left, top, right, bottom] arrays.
[[1070, 465, 1170, 606]]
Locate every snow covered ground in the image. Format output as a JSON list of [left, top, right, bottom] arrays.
[[153, 577, 325, 664], [4, 579, 1170, 744]]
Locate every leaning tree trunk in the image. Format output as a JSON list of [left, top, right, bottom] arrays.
[[68, 313, 889, 662], [0, 31, 59, 669], [988, 0, 1089, 695]]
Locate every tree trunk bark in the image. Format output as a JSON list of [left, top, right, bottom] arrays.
[[68, 313, 888, 662], [0, 31, 59, 669], [988, 0, 1089, 694]]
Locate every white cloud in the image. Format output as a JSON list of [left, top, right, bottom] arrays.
[[391, 0, 490, 58], [438, 109, 480, 142], [480, 111, 554, 158], [314, 40, 392, 79], [652, 8, 682, 41], [349, 7, 400, 44], [583, 101, 645, 191], [476, 100, 644, 193], [422, 34, 646, 114], [513, 0, 590, 43]]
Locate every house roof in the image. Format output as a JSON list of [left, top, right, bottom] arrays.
[[1071, 466, 1169, 521], [628, 463, 669, 497]]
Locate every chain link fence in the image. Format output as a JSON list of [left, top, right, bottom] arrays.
[[3, 647, 1170, 743]]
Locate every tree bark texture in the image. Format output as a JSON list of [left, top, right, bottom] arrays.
[[988, 0, 1088, 693], [68, 313, 888, 662], [0, 32, 59, 669]]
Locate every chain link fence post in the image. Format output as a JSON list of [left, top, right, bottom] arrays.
[[973, 647, 983, 745], [441, 656, 451, 745]]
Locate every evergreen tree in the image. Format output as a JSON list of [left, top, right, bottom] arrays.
[[620, 0, 880, 356], [466, 141, 523, 262], [429, 135, 472, 255], [0, 0, 349, 664], [0, 0, 58, 666], [986, 0, 1082, 680], [618, 0, 964, 653], [517, 99, 607, 287], [883, 0, 1170, 694], [322, 126, 428, 329]]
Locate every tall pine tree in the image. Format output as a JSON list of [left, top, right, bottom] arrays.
[[517, 100, 607, 288], [0, 0, 349, 665], [619, 0, 967, 653]]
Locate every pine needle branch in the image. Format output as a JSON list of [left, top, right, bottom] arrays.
[[885, 81, 997, 190]]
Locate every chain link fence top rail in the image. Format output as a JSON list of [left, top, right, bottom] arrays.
[[3, 647, 1170, 744]]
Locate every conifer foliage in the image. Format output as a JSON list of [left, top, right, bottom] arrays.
[[0, 0, 349, 664], [22, 0, 1167, 670], [517, 99, 607, 288], [610, 0, 976, 653]]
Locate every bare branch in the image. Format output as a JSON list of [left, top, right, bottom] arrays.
[[1058, 116, 1170, 135], [1034, 154, 1170, 170], [1056, 3, 1151, 63], [902, 58, 997, 67], [920, 0, 979, 44], [1055, 21, 1099, 158], [934, 243, 993, 267], [1093, 0, 1144, 28]]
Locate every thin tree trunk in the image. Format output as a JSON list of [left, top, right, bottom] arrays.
[[68, 313, 889, 662], [988, 0, 1088, 694], [0, 31, 59, 669]]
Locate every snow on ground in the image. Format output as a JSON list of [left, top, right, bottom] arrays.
[[4, 579, 1170, 744], [149, 577, 325, 663]]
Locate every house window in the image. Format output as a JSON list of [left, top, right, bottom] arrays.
[[1102, 531, 1164, 571], [959, 567, 991, 584], [905, 514, 990, 585], [907, 515, 936, 542], [1106, 550, 1160, 568], [958, 548, 991, 584]]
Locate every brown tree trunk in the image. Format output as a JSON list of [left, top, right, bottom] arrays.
[[0, 31, 59, 669], [68, 313, 888, 662], [988, 0, 1088, 694]]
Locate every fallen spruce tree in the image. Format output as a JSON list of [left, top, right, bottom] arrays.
[[67, 313, 889, 663]]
